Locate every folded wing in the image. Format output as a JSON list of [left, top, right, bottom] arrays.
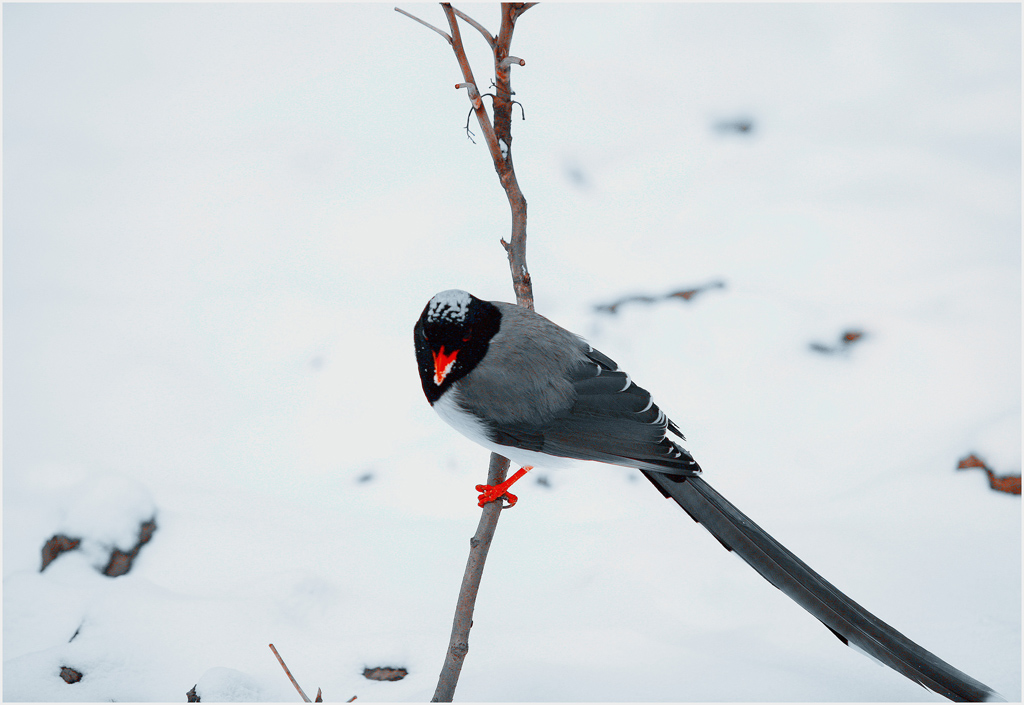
[[487, 346, 701, 475]]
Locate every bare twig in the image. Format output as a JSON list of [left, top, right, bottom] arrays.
[[269, 643, 312, 703], [452, 6, 495, 48], [394, 7, 452, 44], [454, 81, 482, 109], [492, 4, 533, 308], [439, 3, 504, 163], [433, 452, 511, 701], [462, 106, 477, 143]]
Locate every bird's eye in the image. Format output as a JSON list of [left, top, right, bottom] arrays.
[[462, 328, 473, 342]]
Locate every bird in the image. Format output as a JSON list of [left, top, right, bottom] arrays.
[[414, 289, 1001, 702]]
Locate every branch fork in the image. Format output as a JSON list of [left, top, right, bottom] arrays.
[[455, 82, 483, 109]]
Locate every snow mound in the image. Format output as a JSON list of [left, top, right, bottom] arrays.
[[195, 667, 264, 702]]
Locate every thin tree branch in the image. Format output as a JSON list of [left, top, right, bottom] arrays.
[[269, 643, 312, 703], [452, 6, 496, 48], [394, 7, 453, 44], [454, 81, 482, 109], [432, 453, 511, 702], [488, 3, 533, 309], [512, 2, 538, 20], [440, 4, 503, 163]]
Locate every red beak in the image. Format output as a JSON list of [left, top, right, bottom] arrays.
[[432, 346, 459, 385]]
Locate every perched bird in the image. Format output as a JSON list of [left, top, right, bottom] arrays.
[[414, 289, 1000, 702]]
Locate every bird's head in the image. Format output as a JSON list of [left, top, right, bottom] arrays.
[[414, 290, 501, 403]]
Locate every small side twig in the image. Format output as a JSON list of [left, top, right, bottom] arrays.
[[462, 107, 476, 142], [452, 6, 495, 47], [393, 7, 452, 44], [269, 643, 312, 703], [439, 3, 503, 162], [455, 81, 482, 109]]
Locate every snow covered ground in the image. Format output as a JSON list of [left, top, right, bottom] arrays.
[[3, 3, 1020, 701]]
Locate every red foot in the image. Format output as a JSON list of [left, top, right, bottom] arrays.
[[476, 466, 532, 508]]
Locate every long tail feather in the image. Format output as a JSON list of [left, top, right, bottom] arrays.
[[643, 471, 1002, 702]]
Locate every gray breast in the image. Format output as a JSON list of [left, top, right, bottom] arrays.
[[453, 302, 588, 425]]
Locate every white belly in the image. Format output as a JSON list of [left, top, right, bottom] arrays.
[[433, 392, 576, 470]]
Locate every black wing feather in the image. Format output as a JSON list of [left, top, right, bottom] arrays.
[[643, 472, 1002, 702]]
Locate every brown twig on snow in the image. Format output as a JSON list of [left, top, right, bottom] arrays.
[[397, 4, 535, 701], [269, 643, 312, 703], [41, 534, 81, 572], [809, 328, 867, 355], [103, 517, 157, 577], [957, 453, 1022, 495], [594, 281, 726, 315]]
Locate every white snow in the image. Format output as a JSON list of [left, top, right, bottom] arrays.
[[56, 473, 156, 571], [4, 3, 1020, 703], [195, 667, 267, 702]]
